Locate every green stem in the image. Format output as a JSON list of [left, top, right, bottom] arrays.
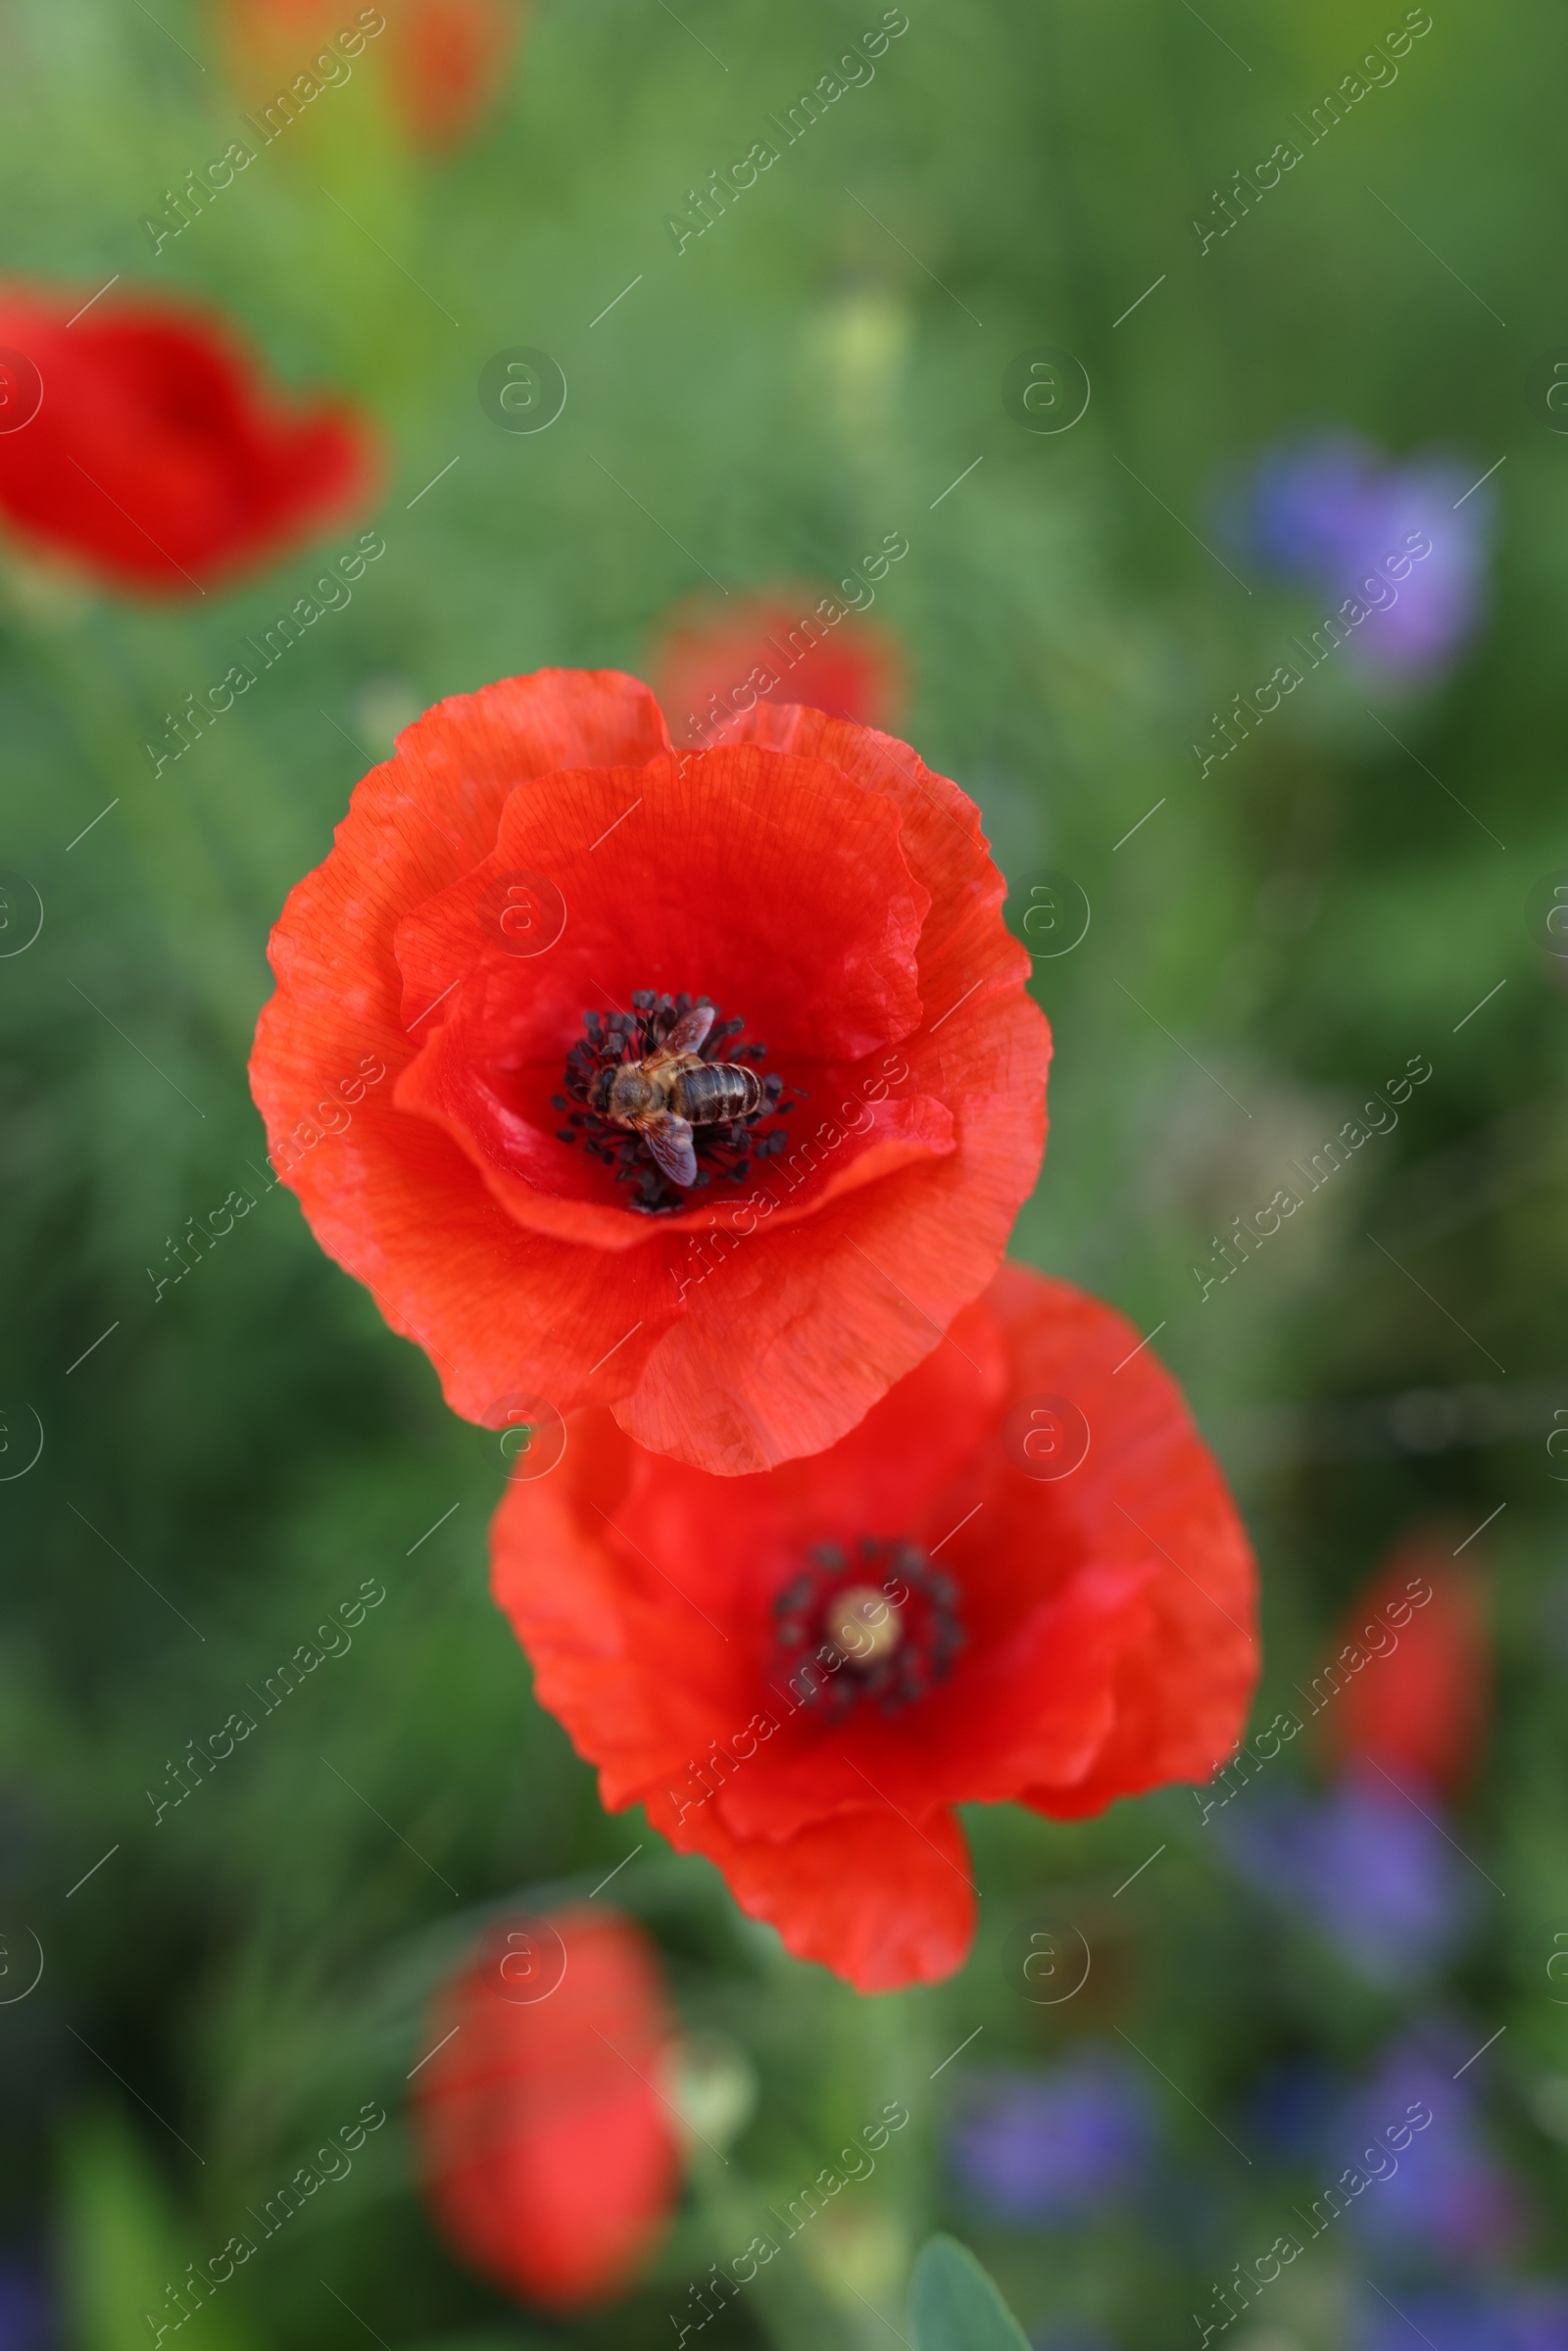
[[687, 2149, 855, 2351]]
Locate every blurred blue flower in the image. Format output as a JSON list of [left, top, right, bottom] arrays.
[[1248, 2051, 1342, 2162], [1516, 2289, 1568, 2351], [0, 2258, 54, 2351], [948, 2053, 1154, 2225], [1356, 2281, 1568, 2351], [1234, 431, 1494, 677], [1220, 1772, 1475, 1986], [1335, 2029, 1525, 2269]]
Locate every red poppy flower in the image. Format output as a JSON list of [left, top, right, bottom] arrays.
[[488, 1265, 1259, 1992], [653, 589, 906, 749], [0, 282, 373, 599], [1319, 1536, 1490, 1800], [221, 0, 524, 150], [412, 1906, 681, 2308], [249, 669, 1049, 1476]]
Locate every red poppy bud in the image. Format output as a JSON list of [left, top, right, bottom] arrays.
[[652, 590, 906, 748], [412, 1907, 681, 2308], [389, 0, 524, 146], [0, 282, 374, 599], [1317, 1535, 1490, 1799]]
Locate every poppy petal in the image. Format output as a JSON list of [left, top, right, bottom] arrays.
[[647, 1789, 975, 1994]]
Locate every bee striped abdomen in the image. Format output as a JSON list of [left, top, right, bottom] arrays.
[[559, 992, 792, 1213], [671, 1061, 762, 1125]]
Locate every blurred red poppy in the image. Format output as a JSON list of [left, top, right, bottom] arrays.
[[0, 282, 373, 599], [250, 669, 1049, 1476], [489, 1265, 1258, 1991], [220, 0, 524, 150], [651, 589, 906, 749], [412, 1906, 681, 2308], [390, 0, 522, 145], [1319, 1535, 1490, 1799]]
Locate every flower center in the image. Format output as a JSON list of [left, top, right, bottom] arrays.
[[553, 990, 792, 1214], [771, 1539, 965, 1721], [824, 1584, 904, 1666]]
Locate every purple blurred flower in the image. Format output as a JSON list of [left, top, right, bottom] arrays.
[[0, 2259, 54, 2351], [948, 2053, 1154, 2225], [1517, 2290, 1568, 2351], [1334, 2029, 1525, 2269], [1248, 2052, 1342, 2162], [1356, 2281, 1568, 2351], [1221, 1773, 1475, 1985], [1238, 431, 1494, 677]]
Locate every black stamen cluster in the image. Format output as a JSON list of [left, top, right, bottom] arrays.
[[553, 989, 794, 1214], [771, 1537, 966, 1722]]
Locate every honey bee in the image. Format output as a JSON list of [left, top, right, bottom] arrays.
[[588, 1003, 761, 1189]]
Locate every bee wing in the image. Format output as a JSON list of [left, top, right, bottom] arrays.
[[664, 1004, 715, 1054], [636, 1110, 698, 1189]]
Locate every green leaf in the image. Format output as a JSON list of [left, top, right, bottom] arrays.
[[56, 2112, 263, 2351], [909, 2235, 1033, 2351]]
